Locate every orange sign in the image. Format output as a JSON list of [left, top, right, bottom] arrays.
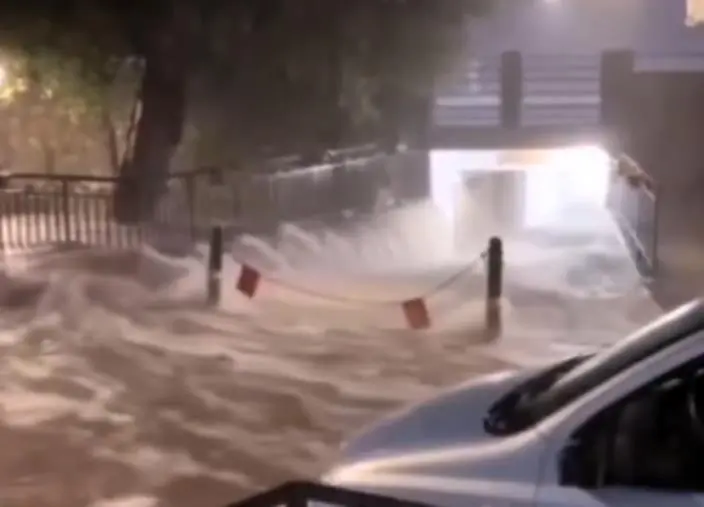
[[237, 264, 261, 298], [402, 298, 431, 330]]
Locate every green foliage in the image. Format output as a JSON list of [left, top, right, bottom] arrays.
[[190, 0, 489, 163], [0, 0, 489, 174], [0, 1, 144, 173]]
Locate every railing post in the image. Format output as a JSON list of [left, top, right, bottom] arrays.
[[186, 173, 196, 242], [207, 225, 223, 306], [650, 182, 660, 276], [485, 236, 503, 339], [61, 179, 71, 243], [600, 50, 635, 132], [501, 51, 523, 129], [0, 176, 5, 258]]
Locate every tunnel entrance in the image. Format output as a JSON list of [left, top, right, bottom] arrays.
[[429, 145, 613, 251]]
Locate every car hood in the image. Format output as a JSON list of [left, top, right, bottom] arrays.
[[337, 368, 534, 461], [322, 368, 548, 507]]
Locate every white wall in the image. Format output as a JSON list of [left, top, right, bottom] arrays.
[[470, 0, 704, 56]]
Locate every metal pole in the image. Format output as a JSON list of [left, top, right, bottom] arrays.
[[207, 225, 223, 306], [486, 236, 503, 339]]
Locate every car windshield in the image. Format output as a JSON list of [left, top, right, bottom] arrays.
[[493, 301, 704, 434]]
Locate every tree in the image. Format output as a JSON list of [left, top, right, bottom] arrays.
[[0, 0, 488, 221], [0, 0, 192, 220]]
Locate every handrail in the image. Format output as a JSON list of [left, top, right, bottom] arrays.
[[0, 144, 384, 186], [324, 143, 380, 163], [616, 154, 656, 194], [608, 152, 659, 276], [0, 146, 422, 255]]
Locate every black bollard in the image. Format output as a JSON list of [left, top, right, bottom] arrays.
[[207, 226, 224, 306], [485, 236, 503, 339]]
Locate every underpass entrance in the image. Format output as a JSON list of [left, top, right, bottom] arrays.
[[429, 146, 658, 280]]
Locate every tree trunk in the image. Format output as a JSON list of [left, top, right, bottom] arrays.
[[113, 1, 196, 223], [377, 84, 403, 151], [102, 108, 120, 176]]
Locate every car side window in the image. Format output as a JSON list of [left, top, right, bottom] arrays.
[[559, 353, 704, 492]]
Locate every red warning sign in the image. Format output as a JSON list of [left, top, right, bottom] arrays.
[[237, 264, 261, 298], [402, 298, 431, 330]]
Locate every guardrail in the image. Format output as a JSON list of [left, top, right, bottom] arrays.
[[0, 174, 144, 254], [0, 147, 431, 255], [166, 148, 428, 234], [607, 154, 659, 276]]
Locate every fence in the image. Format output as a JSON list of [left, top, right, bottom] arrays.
[[0, 174, 145, 253], [0, 148, 431, 255], [163, 148, 429, 235], [606, 154, 659, 276]]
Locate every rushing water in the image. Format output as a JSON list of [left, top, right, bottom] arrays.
[[0, 190, 658, 507]]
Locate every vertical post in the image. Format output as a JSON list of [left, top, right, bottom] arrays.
[[186, 173, 196, 242], [207, 225, 223, 306], [600, 50, 635, 133], [61, 180, 72, 243], [649, 183, 660, 276], [485, 236, 503, 339], [0, 175, 6, 259], [501, 51, 523, 129]]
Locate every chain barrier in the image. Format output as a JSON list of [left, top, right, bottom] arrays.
[[233, 249, 489, 330]]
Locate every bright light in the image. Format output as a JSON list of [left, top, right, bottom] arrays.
[[0, 65, 7, 88], [525, 145, 612, 229], [546, 145, 610, 172], [687, 0, 704, 26], [429, 150, 502, 222], [429, 152, 462, 222]]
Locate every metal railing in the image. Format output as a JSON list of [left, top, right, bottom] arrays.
[[0, 148, 431, 255], [164, 148, 428, 233], [607, 154, 659, 276], [0, 174, 144, 253]]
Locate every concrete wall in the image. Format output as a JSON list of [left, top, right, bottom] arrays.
[[622, 72, 704, 308]]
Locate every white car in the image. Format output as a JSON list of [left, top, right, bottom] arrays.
[[322, 299, 704, 507]]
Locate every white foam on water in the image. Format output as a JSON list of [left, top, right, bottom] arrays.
[[264, 202, 457, 274], [90, 496, 158, 507], [278, 223, 322, 259], [236, 234, 288, 270]]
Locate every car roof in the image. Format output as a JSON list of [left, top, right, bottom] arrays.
[[526, 299, 704, 422], [568, 298, 704, 379], [645, 299, 704, 350]]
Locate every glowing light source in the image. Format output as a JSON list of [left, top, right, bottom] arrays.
[[688, 0, 704, 26], [429, 150, 501, 222], [525, 145, 612, 229], [546, 144, 610, 172]]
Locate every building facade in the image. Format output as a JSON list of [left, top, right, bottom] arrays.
[[469, 0, 703, 67]]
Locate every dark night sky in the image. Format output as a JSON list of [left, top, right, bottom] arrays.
[[470, 0, 704, 69]]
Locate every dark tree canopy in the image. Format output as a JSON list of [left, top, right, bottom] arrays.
[[0, 0, 488, 220]]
